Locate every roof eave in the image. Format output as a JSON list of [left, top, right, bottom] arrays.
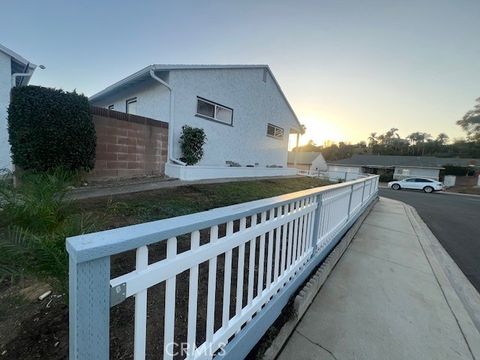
[[89, 65, 154, 102], [0, 43, 36, 69]]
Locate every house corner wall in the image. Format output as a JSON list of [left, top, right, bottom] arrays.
[[168, 69, 296, 168]]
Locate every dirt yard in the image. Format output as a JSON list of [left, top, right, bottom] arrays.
[[0, 177, 330, 359]]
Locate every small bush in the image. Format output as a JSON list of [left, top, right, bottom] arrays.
[[179, 125, 207, 165], [8, 86, 96, 172]]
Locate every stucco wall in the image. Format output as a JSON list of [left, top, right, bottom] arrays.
[[169, 68, 298, 167], [92, 80, 170, 122], [287, 163, 311, 171], [0, 52, 11, 170], [91, 68, 299, 168], [311, 154, 328, 171], [394, 167, 440, 180]]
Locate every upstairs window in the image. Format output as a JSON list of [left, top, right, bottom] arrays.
[[126, 97, 137, 115], [267, 123, 284, 140], [196, 97, 233, 125]]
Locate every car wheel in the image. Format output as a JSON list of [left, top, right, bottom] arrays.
[[391, 184, 400, 190], [423, 186, 434, 193]]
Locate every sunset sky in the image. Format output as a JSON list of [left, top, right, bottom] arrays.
[[1, 0, 479, 147]]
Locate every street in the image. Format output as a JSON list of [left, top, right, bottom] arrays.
[[379, 188, 480, 291]]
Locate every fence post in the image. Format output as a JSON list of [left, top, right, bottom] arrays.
[[311, 192, 324, 251], [69, 254, 111, 360], [361, 180, 366, 204], [347, 184, 354, 220]]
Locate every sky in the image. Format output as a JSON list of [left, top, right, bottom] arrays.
[[1, 0, 479, 146]]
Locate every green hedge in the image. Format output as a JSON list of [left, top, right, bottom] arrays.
[[8, 86, 96, 172]]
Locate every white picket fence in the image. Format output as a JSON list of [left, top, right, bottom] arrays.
[[67, 175, 379, 359], [297, 169, 366, 182]]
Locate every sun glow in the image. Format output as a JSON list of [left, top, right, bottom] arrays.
[[289, 116, 346, 150]]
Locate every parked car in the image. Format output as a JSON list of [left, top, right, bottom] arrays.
[[388, 178, 444, 193]]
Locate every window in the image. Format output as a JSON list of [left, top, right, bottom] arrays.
[[196, 97, 233, 125], [416, 178, 432, 182], [126, 97, 137, 115], [108, 104, 114, 110], [267, 123, 284, 140]]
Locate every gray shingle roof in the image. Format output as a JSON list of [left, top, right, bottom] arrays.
[[287, 152, 323, 164], [329, 155, 480, 168]]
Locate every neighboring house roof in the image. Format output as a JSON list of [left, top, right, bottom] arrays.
[[439, 158, 480, 167], [0, 43, 36, 86], [328, 155, 480, 169], [89, 64, 302, 130], [287, 151, 323, 165]]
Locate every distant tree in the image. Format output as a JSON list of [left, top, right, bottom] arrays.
[[436, 133, 449, 145], [300, 124, 307, 135], [368, 132, 378, 147], [457, 98, 480, 142], [384, 128, 400, 143], [406, 132, 419, 146]]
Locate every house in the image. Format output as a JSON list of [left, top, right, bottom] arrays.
[[90, 65, 302, 180], [0, 44, 36, 171], [328, 155, 449, 180], [287, 151, 327, 173]]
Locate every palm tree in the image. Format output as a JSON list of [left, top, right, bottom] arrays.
[[368, 132, 378, 147], [436, 133, 449, 145]]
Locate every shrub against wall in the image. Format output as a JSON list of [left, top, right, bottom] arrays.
[[179, 125, 207, 165], [8, 86, 96, 172]]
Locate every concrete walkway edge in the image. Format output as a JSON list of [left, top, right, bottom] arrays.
[[262, 199, 378, 360]]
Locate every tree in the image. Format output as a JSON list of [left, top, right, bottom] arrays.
[[457, 98, 480, 142], [368, 132, 378, 147], [436, 133, 449, 145]]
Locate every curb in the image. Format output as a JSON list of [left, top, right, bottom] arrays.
[[403, 202, 480, 359], [440, 191, 480, 199], [261, 198, 378, 360]]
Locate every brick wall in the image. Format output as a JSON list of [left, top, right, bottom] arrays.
[[89, 106, 169, 180]]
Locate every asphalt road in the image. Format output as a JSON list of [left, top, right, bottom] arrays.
[[379, 188, 480, 291]]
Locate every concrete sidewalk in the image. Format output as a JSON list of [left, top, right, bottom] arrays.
[[277, 197, 480, 360]]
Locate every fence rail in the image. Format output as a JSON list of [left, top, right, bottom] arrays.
[[67, 175, 379, 359], [297, 169, 366, 182]]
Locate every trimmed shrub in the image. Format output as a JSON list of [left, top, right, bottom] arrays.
[[179, 125, 207, 165], [8, 86, 96, 172]]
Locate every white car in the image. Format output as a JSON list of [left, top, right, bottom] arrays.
[[388, 177, 444, 193]]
